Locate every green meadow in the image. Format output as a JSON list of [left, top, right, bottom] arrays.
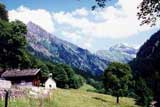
[[0, 84, 139, 107]]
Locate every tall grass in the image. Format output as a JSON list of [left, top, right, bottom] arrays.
[[0, 85, 140, 107]]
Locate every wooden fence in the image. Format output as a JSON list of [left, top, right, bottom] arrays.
[[0, 87, 53, 107]]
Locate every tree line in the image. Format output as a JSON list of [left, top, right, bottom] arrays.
[[0, 3, 84, 89]]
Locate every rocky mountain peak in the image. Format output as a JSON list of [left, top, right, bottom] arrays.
[[109, 43, 137, 55], [26, 22, 109, 76]]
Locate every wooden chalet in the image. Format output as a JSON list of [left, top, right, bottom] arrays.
[[1, 69, 41, 86]]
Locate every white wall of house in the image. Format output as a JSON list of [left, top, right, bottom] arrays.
[[0, 79, 12, 89], [45, 78, 56, 90]]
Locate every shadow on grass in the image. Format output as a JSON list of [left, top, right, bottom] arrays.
[[92, 97, 108, 102]]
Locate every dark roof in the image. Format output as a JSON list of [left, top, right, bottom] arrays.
[[0, 68, 4, 73], [0, 68, 5, 75], [1, 69, 40, 78]]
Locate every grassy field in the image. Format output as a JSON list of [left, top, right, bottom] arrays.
[[0, 84, 139, 107]]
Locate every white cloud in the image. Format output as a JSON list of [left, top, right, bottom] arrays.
[[60, 30, 94, 50], [72, 8, 89, 17], [52, 0, 158, 39], [8, 0, 160, 51], [61, 31, 82, 43], [82, 37, 93, 50], [9, 6, 54, 33]]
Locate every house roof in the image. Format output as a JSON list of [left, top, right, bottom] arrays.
[[0, 68, 4, 73], [0, 68, 5, 76], [1, 69, 40, 78]]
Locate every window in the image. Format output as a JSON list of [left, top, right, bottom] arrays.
[[49, 84, 52, 88]]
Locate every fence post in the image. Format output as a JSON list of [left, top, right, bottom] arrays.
[[4, 90, 9, 107]]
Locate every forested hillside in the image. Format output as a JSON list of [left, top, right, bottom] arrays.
[[0, 4, 84, 89], [130, 30, 160, 106]]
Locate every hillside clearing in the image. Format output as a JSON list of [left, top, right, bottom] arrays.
[[52, 88, 139, 107], [0, 84, 139, 107]]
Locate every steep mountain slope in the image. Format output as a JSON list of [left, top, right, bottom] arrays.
[[96, 44, 137, 63], [130, 30, 160, 106], [26, 22, 109, 76], [137, 30, 160, 58]]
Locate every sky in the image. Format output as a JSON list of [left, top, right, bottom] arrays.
[[0, 0, 160, 52]]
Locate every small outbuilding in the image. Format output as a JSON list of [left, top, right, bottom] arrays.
[[1, 69, 41, 86], [45, 73, 56, 90]]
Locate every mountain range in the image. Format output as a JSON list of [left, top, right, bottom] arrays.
[[26, 22, 137, 76], [96, 43, 137, 63]]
